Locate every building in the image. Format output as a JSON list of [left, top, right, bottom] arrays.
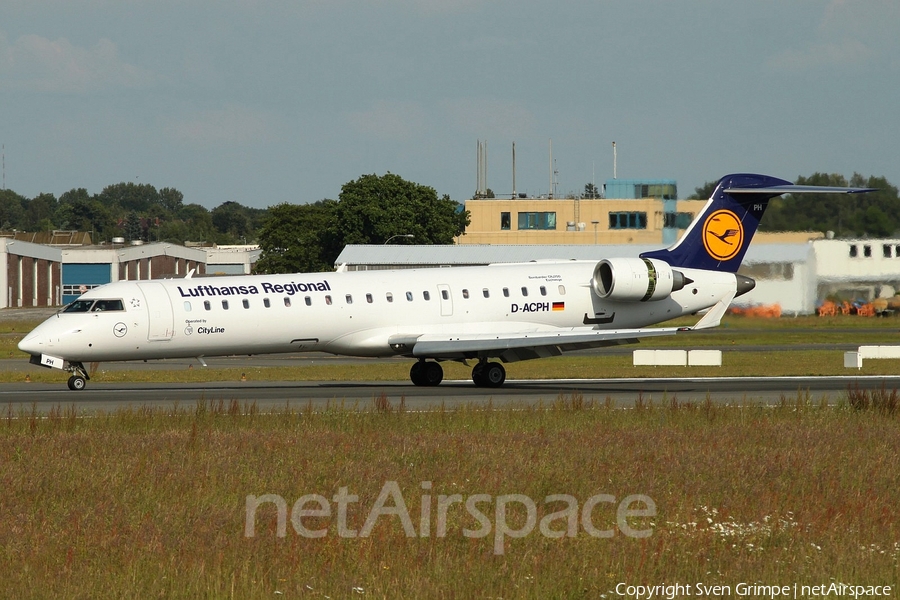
[[462, 178, 707, 246], [0, 235, 261, 308], [60, 243, 208, 304]]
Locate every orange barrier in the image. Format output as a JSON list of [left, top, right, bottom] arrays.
[[729, 304, 782, 318]]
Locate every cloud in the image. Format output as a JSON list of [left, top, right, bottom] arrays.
[[164, 105, 277, 146], [346, 101, 429, 142], [766, 0, 899, 73], [442, 98, 537, 139], [767, 38, 873, 72], [0, 32, 157, 93]]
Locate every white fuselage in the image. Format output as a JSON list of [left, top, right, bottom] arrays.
[[18, 261, 735, 364]]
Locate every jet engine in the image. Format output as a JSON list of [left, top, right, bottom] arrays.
[[592, 257, 688, 302]]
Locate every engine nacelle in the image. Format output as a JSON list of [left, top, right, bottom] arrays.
[[592, 257, 686, 302]]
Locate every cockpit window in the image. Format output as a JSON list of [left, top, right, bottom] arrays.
[[92, 299, 125, 312], [63, 299, 125, 313], [63, 300, 95, 313]]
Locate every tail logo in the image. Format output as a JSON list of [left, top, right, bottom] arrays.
[[702, 209, 744, 261]]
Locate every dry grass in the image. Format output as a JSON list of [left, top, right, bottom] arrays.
[[2, 398, 898, 598]]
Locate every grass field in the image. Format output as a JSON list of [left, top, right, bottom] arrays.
[[2, 314, 899, 597], [1, 398, 898, 598]]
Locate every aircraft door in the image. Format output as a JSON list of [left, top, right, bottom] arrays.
[[136, 282, 175, 340], [437, 284, 453, 317]]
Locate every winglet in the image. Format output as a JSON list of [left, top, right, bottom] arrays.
[[684, 289, 736, 331]]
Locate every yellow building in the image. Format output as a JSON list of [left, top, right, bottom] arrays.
[[462, 195, 708, 245], [460, 177, 822, 246]]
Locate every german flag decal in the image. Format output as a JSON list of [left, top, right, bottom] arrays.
[[552, 302, 565, 311]]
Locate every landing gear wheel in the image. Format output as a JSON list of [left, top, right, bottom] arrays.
[[410, 361, 425, 386], [67, 375, 86, 391], [472, 363, 486, 386], [410, 361, 444, 386], [483, 362, 506, 388], [472, 362, 505, 387]]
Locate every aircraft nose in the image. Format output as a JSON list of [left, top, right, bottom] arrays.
[[18, 331, 43, 356]]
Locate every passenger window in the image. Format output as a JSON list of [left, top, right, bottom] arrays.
[[366, 293, 373, 304], [263, 298, 271, 308], [540, 286, 547, 296], [483, 289, 490, 298], [386, 292, 394, 303], [184, 301, 192, 312], [423, 291, 431, 301], [325, 295, 333, 305], [284, 297, 291, 307], [521, 287, 528, 297], [242, 299, 250, 309], [222, 300, 229, 310], [441, 289, 449, 300], [305, 296, 311, 306], [503, 288, 509, 298], [558, 285, 566, 295], [462, 289, 469, 299], [204, 300, 211, 311], [346, 294, 353, 304], [406, 292, 413, 302]]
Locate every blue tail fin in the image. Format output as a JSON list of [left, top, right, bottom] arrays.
[[641, 173, 874, 272], [641, 173, 790, 272]]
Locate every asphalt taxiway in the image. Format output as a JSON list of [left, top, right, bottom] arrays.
[[4, 375, 899, 413]]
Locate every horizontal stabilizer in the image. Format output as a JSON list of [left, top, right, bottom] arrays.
[[724, 185, 877, 195]]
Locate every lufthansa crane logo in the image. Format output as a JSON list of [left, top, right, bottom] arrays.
[[702, 209, 743, 261]]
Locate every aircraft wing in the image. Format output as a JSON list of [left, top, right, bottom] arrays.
[[388, 291, 734, 363], [389, 326, 684, 363]]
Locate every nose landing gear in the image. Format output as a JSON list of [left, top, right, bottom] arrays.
[[67, 375, 87, 391], [65, 361, 90, 391]]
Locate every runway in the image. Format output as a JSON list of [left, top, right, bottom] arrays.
[[4, 375, 900, 413]]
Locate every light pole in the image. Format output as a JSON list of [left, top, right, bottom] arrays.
[[384, 234, 414, 245], [591, 221, 600, 245]]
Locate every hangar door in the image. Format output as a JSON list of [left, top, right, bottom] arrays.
[[62, 263, 112, 305]]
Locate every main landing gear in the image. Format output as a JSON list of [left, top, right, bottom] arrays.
[[409, 359, 506, 388], [410, 360, 444, 386], [472, 360, 505, 388]]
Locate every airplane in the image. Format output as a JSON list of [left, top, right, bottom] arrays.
[[18, 173, 875, 390]]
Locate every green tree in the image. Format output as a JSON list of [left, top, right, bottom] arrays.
[[333, 173, 468, 246], [688, 180, 719, 200], [25, 193, 58, 230], [583, 183, 601, 199], [256, 201, 338, 273], [122, 212, 143, 242], [761, 173, 900, 237], [211, 201, 253, 242], [158, 187, 184, 213], [0, 189, 27, 230], [99, 182, 159, 213], [55, 190, 114, 241]]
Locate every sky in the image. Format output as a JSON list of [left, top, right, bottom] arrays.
[[0, 0, 898, 209]]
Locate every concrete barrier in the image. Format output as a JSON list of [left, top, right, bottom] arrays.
[[688, 350, 723, 366], [844, 346, 900, 369], [633, 349, 722, 367]]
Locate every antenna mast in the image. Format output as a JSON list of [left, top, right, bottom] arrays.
[[612, 141, 617, 179], [511, 142, 516, 199]]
